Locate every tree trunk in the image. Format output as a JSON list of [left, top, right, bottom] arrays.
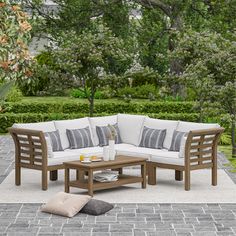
[[89, 87, 96, 117], [232, 120, 236, 158], [89, 97, 94, 117], [168, 14, 185, 97]]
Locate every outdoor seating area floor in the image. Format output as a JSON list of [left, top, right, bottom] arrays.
[[0, 203, 236, 236], [1, 136, 236, 234], [1, 168, 236, 203]]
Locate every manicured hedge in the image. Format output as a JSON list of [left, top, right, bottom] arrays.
[[0, 112, 199, 133], [4, 101, 195, 114]]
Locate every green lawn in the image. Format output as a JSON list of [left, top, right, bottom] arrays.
[[219, 145, 236, 172], [21, 96, 150, 103]]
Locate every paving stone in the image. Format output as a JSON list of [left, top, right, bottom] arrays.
[[110, 223, 133, 232], [134, 223, 155, 229], [133, 230, 146, 236], [64, 233, 91, 236], [96, 216, 117, 222], [111, 233, 132, 236], [192, 233, 216, 236], [146, 231, 176, 236], [39, 226, 62, 233], [92, 233, 110, 236]]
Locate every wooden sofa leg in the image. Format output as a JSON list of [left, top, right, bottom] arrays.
[[50, 170, 58, 181], [185, 170, 190, 191], [175, 170, 183, 181], [15, 163, 21, 186], [212, 165, 217, 186], [42, 170, 48, 191], [148, 163, 157, 185]]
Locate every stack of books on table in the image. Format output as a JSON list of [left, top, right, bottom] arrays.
[[93, 170, 119, 182]]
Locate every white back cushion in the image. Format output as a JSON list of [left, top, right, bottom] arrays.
[[89, 115, 118, 146], [13, 121, 56, 132], [177, 121, 220, 132], [144, 117, 179, 149], [117, 114, 146, 146], [54, 118, 92, 150]]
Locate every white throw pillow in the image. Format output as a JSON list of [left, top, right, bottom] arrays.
[[177, 121, 220, 132], [45, 136, 54, 158], [54, 118, 92, 150], [41, 192, 91, 218], [178, 136, 187, 158], [13, 121, 56, 132], [144, 117, 179, 149], [117, 114, 146, 146], [89, 115, 118, 146]]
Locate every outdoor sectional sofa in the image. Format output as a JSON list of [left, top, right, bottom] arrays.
[[9, 114, 224, 191]]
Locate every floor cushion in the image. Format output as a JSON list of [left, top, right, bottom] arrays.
[[80, 199, 114, 215], [41, 192, 91, 217], [89, 115, 118, 146], [54, 118, 92, 150], [117, 114, 146, 146], [144, 117, 179, 149]]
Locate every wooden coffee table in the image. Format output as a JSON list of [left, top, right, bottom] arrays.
[[64, 155, 147, 196]]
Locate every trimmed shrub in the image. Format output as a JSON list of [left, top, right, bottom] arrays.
[[4, 101, 195, 114], [6, 86, 23, 102]]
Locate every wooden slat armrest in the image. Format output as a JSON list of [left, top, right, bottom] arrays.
[[184, 127, 224, 167], [8, 127, 48, 168]]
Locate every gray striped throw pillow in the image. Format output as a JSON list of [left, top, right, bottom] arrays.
[[139, 126, 166, 149], [66, 127, 93, 149], [169, 130, 187, 152], [45, 130, 63, 152], [96, 124, 122, 146]]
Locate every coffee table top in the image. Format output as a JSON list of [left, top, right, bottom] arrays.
[[63, 155, 147, 169]]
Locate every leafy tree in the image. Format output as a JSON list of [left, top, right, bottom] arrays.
[[0, 0, 32, 105], [137, 7, 169, 75], [180, 62, 216, 122], [172, 29, 235, 85], [102, 0, 130, 39], [49, 25, 131, 116], [219, 82, 236, 157], [171, 29, 235, 119]]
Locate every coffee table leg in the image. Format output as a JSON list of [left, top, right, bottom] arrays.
[[76, 170, 85, 181], [88, 170, 93, 197], [65, 168, 70, 193], [141, 162, 146, 189]]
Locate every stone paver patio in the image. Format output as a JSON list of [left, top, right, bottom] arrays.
[[1, 135, 236, 235], [1, 203, 236, 235]]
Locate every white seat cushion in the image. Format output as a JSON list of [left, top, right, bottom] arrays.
[[65, 146, 103, 156], [117, 114, 146, 146], [48, 147, 103, 166], [177, 121, 220, 132], [13, 121, 56, 132], [54, 118, 92, 150], [89, 115, 118, 146], [115, 143, 170, 160], [151, 152, 184, 166], [144, 117, 179, 149]]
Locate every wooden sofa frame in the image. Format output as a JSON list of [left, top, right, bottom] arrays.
[[147, 128, 224, 190], [9, 127, 224, 191], [9, 127, 64, 190]]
